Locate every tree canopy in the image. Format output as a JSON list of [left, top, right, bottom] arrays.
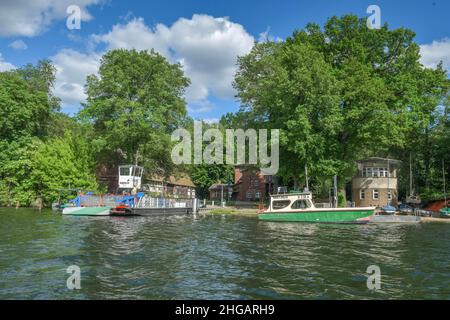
[[80, 49, 190, 174], [233, 15, 449, 197]]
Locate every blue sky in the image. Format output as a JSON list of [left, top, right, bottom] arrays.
[[0, 0, 449, 122]]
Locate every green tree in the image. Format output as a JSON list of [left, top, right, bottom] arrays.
[[0, 61, 58, 142], [234, 15, 449, 197], [80, 49, 190, 175], [29, 132, 99, 206]]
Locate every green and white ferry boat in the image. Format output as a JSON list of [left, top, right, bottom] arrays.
[[258, 192, 375, 224]]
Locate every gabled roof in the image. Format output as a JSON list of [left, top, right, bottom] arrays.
[[148, 174, 195, 187]]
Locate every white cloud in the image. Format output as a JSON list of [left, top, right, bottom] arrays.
[[203, 118, 219, 124], [8, 39, 28, 50], [91, 18, 171, 56], [0, 0, 102, 37], [52, 15, 255, 114], [167, 15, 255, 102], [420, 38, 450, 71], [92, 15, 255, 111], [187, 100, 216, 114], [51, 49, 100, 108], [258, 27, 283, 43], [0, 53, 16, 71]]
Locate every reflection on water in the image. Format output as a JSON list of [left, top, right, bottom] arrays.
[[0, 208, 449, 299]]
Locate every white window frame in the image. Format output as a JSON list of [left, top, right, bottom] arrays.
[[373, 189, 379, 200], [360, 189, 365, 200], [373, 168, 379, 177], [246, 191, 253, 200]]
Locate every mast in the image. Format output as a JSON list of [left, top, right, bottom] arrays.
[[305, 163, 309, 192], [410, 153, 413, 196], [443, 159, 447, 208], [387, 158, 390, 206], [333, 175, 338, 208]]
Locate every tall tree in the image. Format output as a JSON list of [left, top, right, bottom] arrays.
[[80, 49, 190, 175], [234, 15, 449, 197]]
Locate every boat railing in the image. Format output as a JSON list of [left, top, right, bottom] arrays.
[[71, 194, 143, 207], [137, 196, 194, 209]]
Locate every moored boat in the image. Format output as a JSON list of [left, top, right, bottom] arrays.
[[380, 204, 397, 215], [62, 206, 112, 216], [258, 192, 375, 224], [440, 207, 450, 218]]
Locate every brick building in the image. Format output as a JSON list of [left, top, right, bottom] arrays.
[[233, 167, 276, 202], [351, 157, 401, 207], [209, 184, 233, 201]]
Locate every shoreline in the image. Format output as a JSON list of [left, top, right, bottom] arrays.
[[202, 207, 450, 223]]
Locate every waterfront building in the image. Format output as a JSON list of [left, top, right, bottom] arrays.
[[209, 184, 233, 201], [144, 174, 196, 199], [98, 164, 196, 198], [233, 167, 276, 202], [351, 157, 401, 207]]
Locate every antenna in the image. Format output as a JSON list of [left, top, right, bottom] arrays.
[[410, 153, 413, 196], [444, 159, 447, 208], [305, 163, 309, 192]]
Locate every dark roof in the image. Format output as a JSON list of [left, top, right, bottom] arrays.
[[149, 174, 195, 187], [357, 157, 402, 166]]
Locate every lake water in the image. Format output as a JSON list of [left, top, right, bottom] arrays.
[[0, 208, 449, 299]]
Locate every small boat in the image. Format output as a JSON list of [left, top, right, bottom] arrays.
[[380, 204, 397, 215], [258, 192, 375, 224], [62, 206, 111, 216], [110, 196, 195, 216], [440, 207, 450, 218], [398, 204, 413, 215]]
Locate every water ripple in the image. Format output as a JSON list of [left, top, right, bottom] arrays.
[[0, 209, 449, 299]]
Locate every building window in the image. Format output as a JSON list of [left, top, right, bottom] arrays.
[[373, 168, 379, 177], [360, 189, 365, 200], [255, 192, 261, 199], [388, 190, 392, 201], [373, 189, 379, 200], [246, 191, 253, 200], [363, 167, 389, 178]]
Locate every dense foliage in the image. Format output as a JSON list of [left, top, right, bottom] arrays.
[[233, 15, 449, 199], [79, 49, 190, 174], [0, 61, 100, 206], [0, 15, 448, 206]]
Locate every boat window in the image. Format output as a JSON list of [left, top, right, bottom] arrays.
[[272, 200, 291, 210], [119, 167, 131, 176], [291, 200, 310, 209], [132, 166, 142, 177]]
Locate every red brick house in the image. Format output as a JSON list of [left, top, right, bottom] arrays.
[[233, 167, 275, 202]]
